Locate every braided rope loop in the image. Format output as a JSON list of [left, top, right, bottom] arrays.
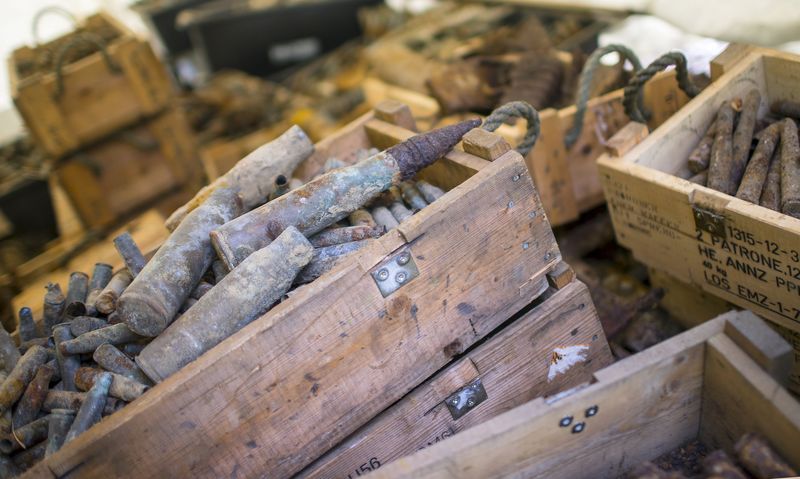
[[54, 32, 121, 99], [623, 51, 701, 124], [564, 44, 642, 148], [482, 101, 540, 157]]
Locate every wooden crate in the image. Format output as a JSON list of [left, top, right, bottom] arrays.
[[598, 49, 800, 381], [54, 107, 198, 229], [8, 12, 173, 158], [199, 122, 293, 181], [299, 277, 611, 478], [368, 310, 800, 478], [23, 103, 565, 478]]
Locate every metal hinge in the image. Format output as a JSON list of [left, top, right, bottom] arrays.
[[371, 247, 419, 297], [692, 205, 726, 238], [444, 378, 488, 420]]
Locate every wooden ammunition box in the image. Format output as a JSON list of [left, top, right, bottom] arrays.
[[598, 49, 800, 389], [299, 278, 611, 479], [369, 310, 800, 478], [55, 107, 197, 229], [8, 12, 173, 158], [23, 103, 573, 478]]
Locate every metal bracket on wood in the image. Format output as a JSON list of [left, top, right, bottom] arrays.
[[371, 247, 419, 297], [692, 205, 726, 238], [444, 378, 488, 420]]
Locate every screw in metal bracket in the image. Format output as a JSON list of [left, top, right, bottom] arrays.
[[585, 405, 598, 418], [376, 269, 389, 281], [512, 174, 521, 182], [572, 422, 585, 433], [396, 252, 411, 265], [396, 272, 408, 284], [559, 416, 573, 428]]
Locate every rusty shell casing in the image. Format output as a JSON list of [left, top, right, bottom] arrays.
[[92, 344, 150, 385], [735, 433, 796, 479], [0, 452, 20, 477], [189, 281, 214, 300], [63, 272, 89, 319], [370, 206, 399, 229], [11, 364, 54, 430], [0, 410, 8, 434], [309, 225, 385, 248], [45, 409, 74, 457], [389, 201, 413, 223], [0, 331, 19, 376], [74, 367, 148, 402], [348, 209, 376, 227], [69, 317, 109, 338], [86, 263, 113, 305], [736, 122, 781, 203], [415, 180, 445, 203], [399, 181, 428, 211], [94, 269, 132, 315], [64, 371, 112, 444], [118, 187, 242, 337], [166, 125, 313, 231], [730, 89, 762, 187], [268, 175, 291, 202], [687, 119, 717, 173], [42, 390, 121, 416], [52, 325, 80, 392], [42, 283, 65, 336], [121, 342, 147, 357], [707, 100, 737, 194], [18, 338, 52, 355], [704, 449, 749, 479], [295, 240, 369, 285], [0, 415, 50, 454], [772, 100, 800, 119], [0, 346, 50, 413], [780, 118, 800, 218], [59, 324, 141, 355], [688, 170, 708, 186], [211, 120, 479, 269], [11, 439, 45, 472], [113, 232, 147, 277], [17, 308, 37, 343], [137, 226, 313, 383], [760, 148, 782, 211]]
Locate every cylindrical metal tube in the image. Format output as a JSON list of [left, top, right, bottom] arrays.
[[45, 409, 75, 457], [704, 449, 749, 479], [59, 324, 141, 355], [92, 344, 150, 385], [730, 89, 762, 187], [309, 225, 385, 248], [137, 226, 314, 383], [85, 263, 113, 309], [687, 119, 717, 174], [688, 170, 708, 185], [63, 272, 89, 319], [268, 175, 291, 201], [760, 148, 782, 211], [370, 206, 399, 229], [11, 364, 54, 430], [42, 391, 121, 416], [64, 371, 112, 444], [113, 232, 147, 277], [94, 269, 132, 315], [52, 325, 80, 392], [0, 415, 50, 454], [0, 346, 50, 413], [295, 240, 369, 285], [211, 120, 479, 269], [69, 317, 108, 338], [74, 367, 148, 402], [707, 100, 737, 194], [389, 202, 413, 223], [42, 283, 65, 336], [399, 181, 428, 211], [415, 180, 445, 203], [0, 331, 18, 376], [780, 118, 800, 218], [735, 433, 796, 479], [118, 187, 242, 337], [736, 122, 781, 203], [17, 308, 37, 342], [348, 209, 376, 227]]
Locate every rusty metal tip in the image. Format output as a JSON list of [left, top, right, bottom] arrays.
[[389, 118, 482, 180]]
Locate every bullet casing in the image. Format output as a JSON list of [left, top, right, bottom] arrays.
[[780, 118, 800, 218], [736, 122, 781, 203], [92, 344, 150, 385], [389, 202, 413, 223], [42, 283, 65, 336], [75, 367, 148, 402], [295, 240, 369, 285], [52, 325, 80, 392], [370, 206, 399, 229], [12, 364, 54, 430], [42, 390, 121, 416], [64, 371, 112, 444], [0, 331, 19, 376], [760, 149, 782, 211], [415, 180, 445, 203], [0, 415, 50, 454], [309, 225, 385, 248], [69, 317, 109, 338], [348, 209, 376, 227], [0, 346, 50, 413], [45, 409, 75, 457], [17, 308, 37, 343], [59, 324, 141, 355], [707, 101, 736, 194], [687, 119, 717, 173], [63, 272, 89, 319], [399, 181, 428, 211], [113, 232, 147, 277], [95, 269, 133, 315], [731, 90, 762, 188]]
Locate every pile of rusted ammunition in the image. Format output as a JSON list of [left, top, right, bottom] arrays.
[[686, 93, 800, 219], [3, 119, 476, 473], [627, 433, 796, 479]]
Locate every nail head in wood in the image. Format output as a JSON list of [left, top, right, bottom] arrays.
[[462, 128, 511, 161]]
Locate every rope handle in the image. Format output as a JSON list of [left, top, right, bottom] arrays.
[[32, 6, 78, 45], [564, 44, 643, 148], [53, 32, 121, 99], [623, 51, 701, 124], [482, 101, 540, 157]]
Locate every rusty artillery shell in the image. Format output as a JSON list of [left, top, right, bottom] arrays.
[[704, 449, 748, 479], [94, 269, 132, 315], [0, 331, 18, 376], [0, 415, 49, 454], [370, 206, 399, 229], [63, 271, 89, 319], [85, 262, 113, 310], [42, 390, 121, 416], [59, 323, 141, 355], [18, 338, 51, 354], [12, 364, 54, 430], [309, 225, 385, 248], [295, 240, 369, 285], [736, 122, 781, 203], [731, 89, 762, 187], [348, 209, 376, 227], [17, 308, 37, 342], [118, 187, 242, 337], [93, 344, 150, 385], [166, 125, 313, 230], [399, 181, 428, 211], [0, 346, 49, 413], [42, 283, 65, 336], [772, 99, 800, 118], [64, 371, 111, 444], [45, 409, 74, 457], [688, 119, 717, 173], [11, 439, 45, 472], [268, 175, 291, 202], [688, 170, 708, 185], [53, 325, 80, 392], [780, 118, 800, 218], [211, 120, 479, 269], [707, 101, 737, 194], [75, 367, 148, 402], [415, 180, 445, 203], [137, 226, 313, 382], [760, 148, 782, 211], [735, 433, 796, 479], [389, 201, 413, 223], [69, 316, 108, 338], [189, 281, 214, 300], [0, 453, 20, 477], [113, 232, 147, 277]]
